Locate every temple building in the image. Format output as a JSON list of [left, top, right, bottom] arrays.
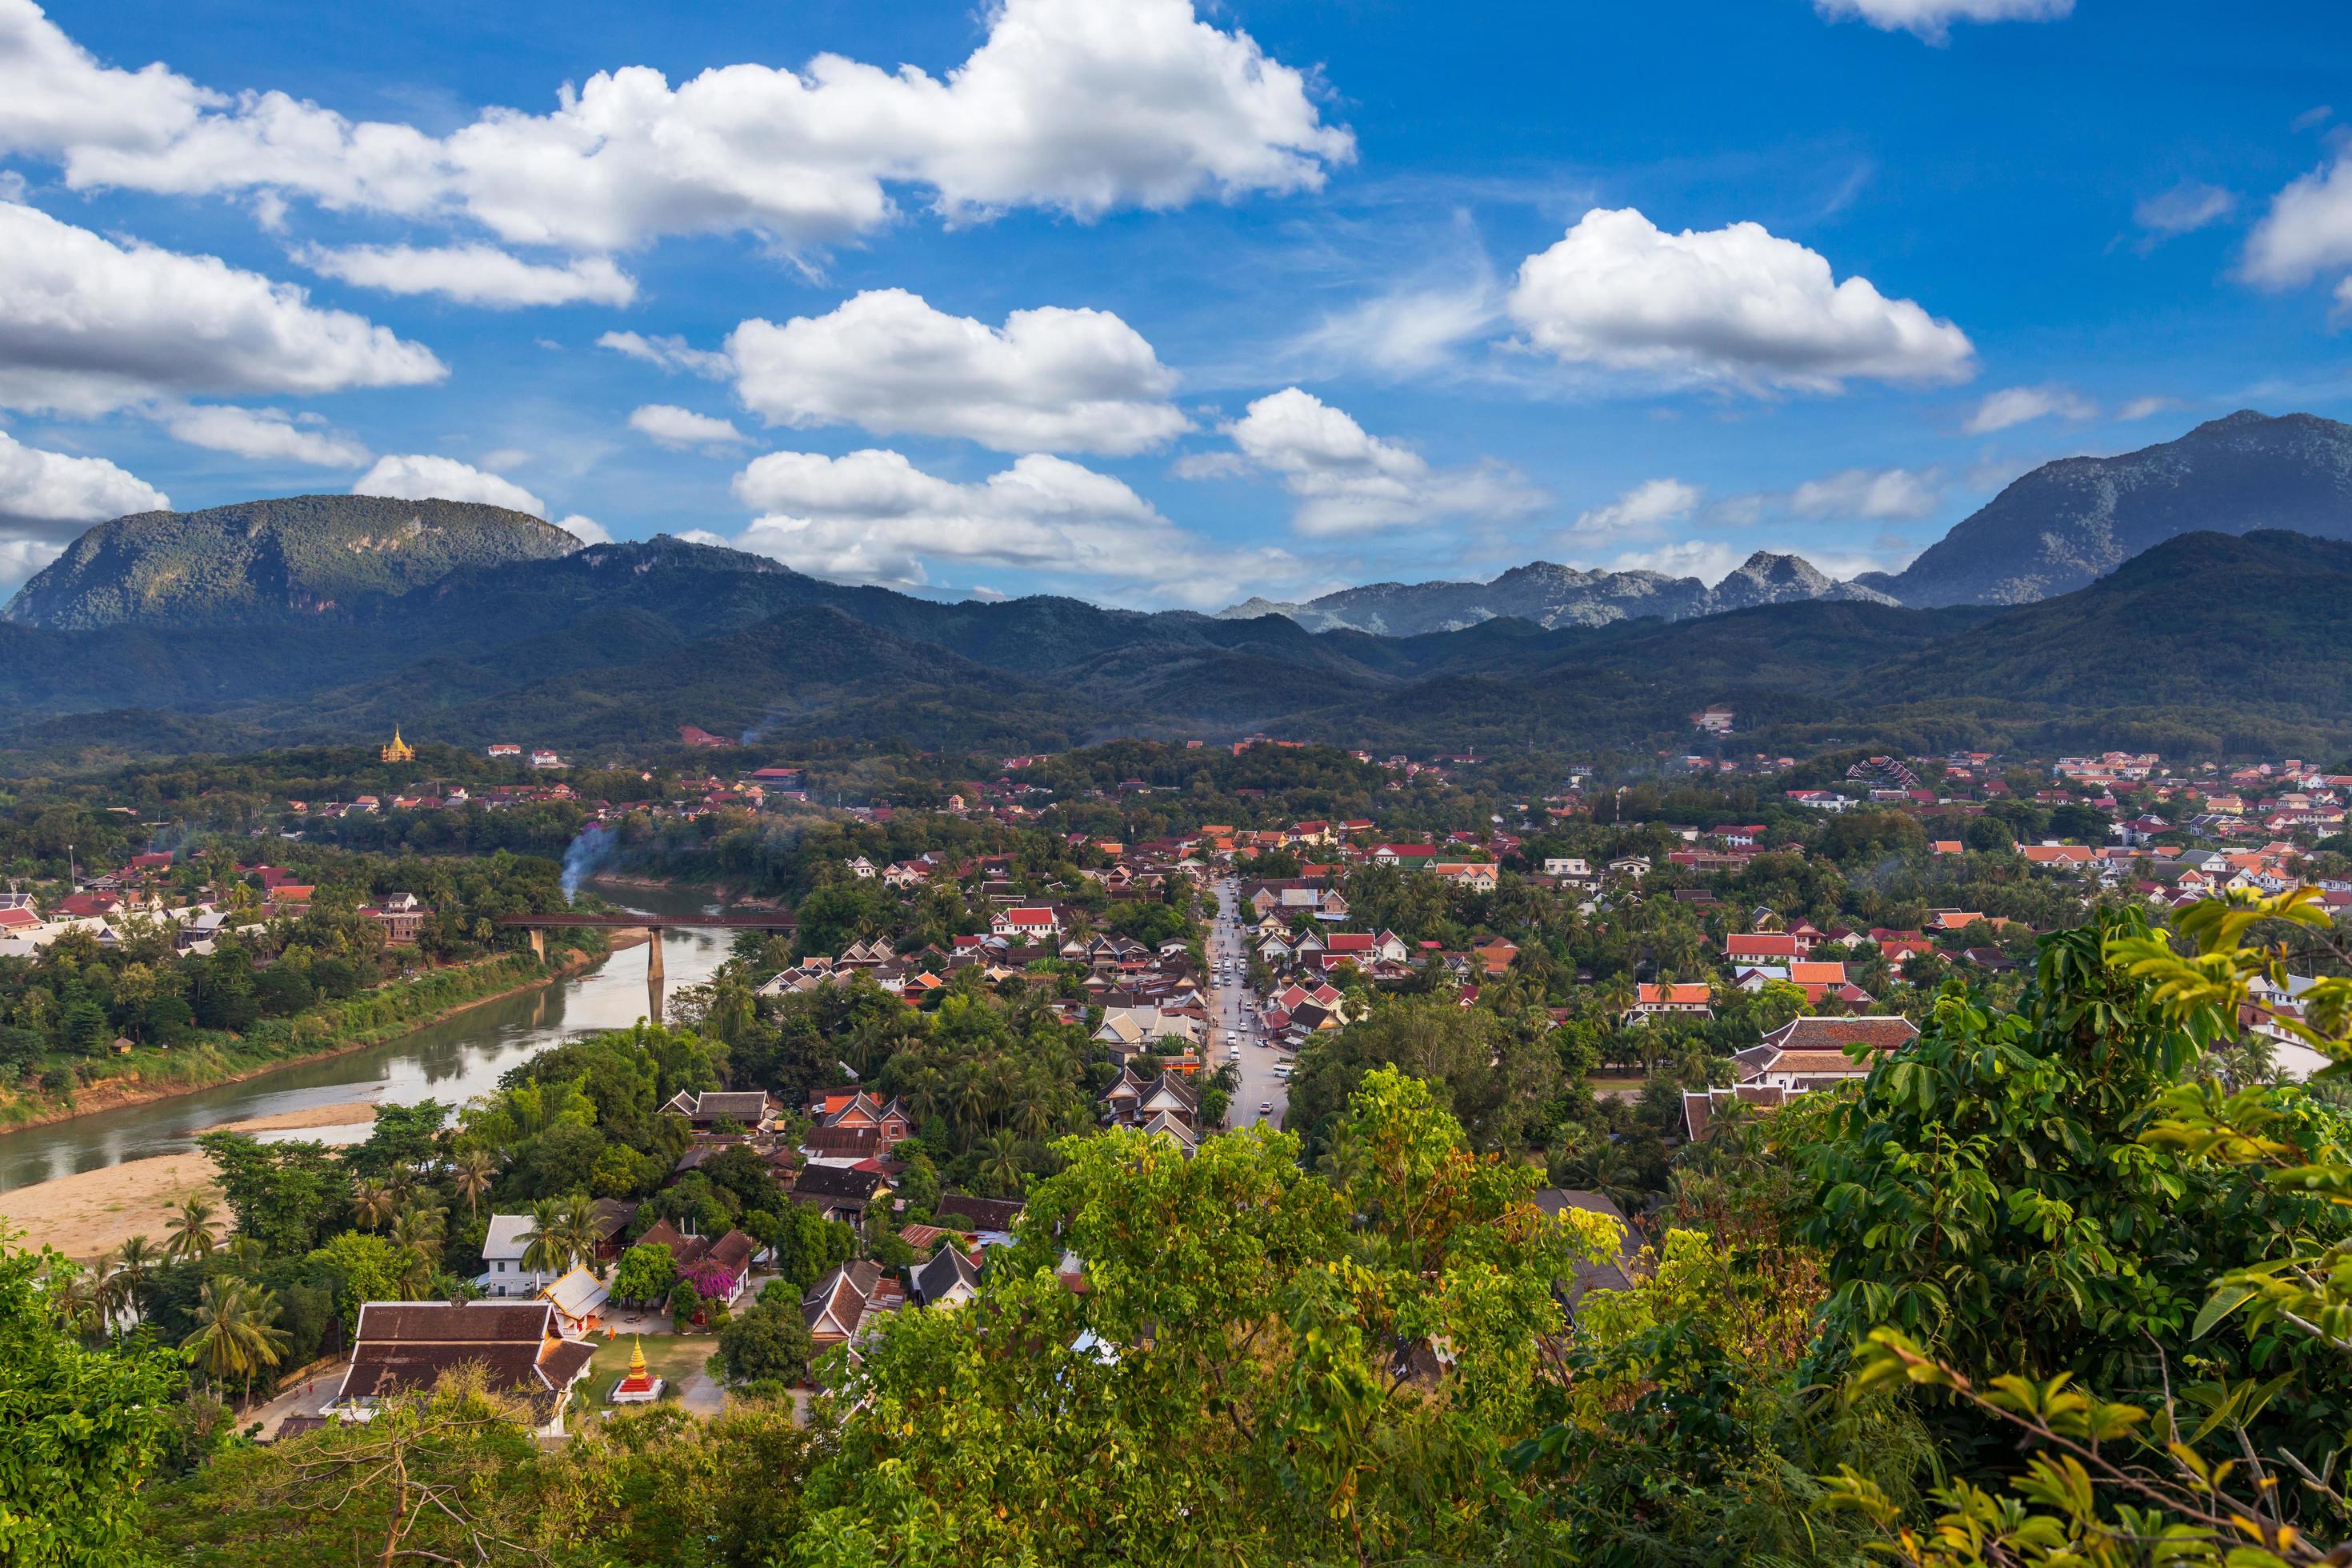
[[381, 729, 414, 763]]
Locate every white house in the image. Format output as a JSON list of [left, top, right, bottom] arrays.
[[476, 1214, 562, 1298]]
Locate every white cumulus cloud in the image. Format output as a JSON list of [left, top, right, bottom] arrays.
[[0, 202, 444, 415], [730, 446, 1298, 607], [294, 242, 636, 307], [553, 514, 610, 544], [17, 0, 1351, 254], [1963, 384, 2096, 434], [1506, 208, 1974, 392], [2243, 150, 2352, 291], [159, 403, 370, 466], [1220, 386, 1543, 535], [1814, 0, 2072, 43], [727, 289, 1189, 456], [354, 454, 546, 516], [628, 404, 747, 450], [0, 429, 170, 547]]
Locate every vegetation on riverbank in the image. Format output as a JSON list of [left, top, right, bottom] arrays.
[[0, 938, 607, 1133]]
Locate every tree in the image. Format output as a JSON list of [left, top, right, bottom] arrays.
[[107, 1234, 159, 1326], [610, 1241, 676, 1306], [449, 1150, 496, 1220], [518, 1197, 585, 1279], [793, 1072, 1616, 1562], [197, 1133, 350, 1258], [306, 1232, 408, 1328], [182, 1276, 291, 1408], [0, 1236, 187, 1565], [165, 1196, 219, 1263], [716, 1286, 814, 1386], [346, 1178, 395, 1234]]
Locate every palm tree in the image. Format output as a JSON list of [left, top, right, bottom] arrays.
[[181, 1276, 290, 1409], [388, 1206, 445, 1298], [110, 1234, 159, 1325], [349, 1178, 396, 1233], [53, 1262, 106, 1340], [550, 1192, 602, 1278], [979, 1129, 1023, 1197], [450, 1150, 496, 1220], [518, 1198, 570, 1282], [165, 1195, 219, 1262], [220, 1234, 266, 1273]]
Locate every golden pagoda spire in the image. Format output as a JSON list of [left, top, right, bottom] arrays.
[[381, 727, 414, 763], [627, 1336, 649, 1381]]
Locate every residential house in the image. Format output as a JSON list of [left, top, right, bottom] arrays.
[[1733, 1016, 1921, 1091], [1627, 982, 1713, 1022], [802, 1261, 902, 1350], [476, 1214, 563, 1297]]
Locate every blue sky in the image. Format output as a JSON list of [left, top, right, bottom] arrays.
[[1, 0, 2349, 607]]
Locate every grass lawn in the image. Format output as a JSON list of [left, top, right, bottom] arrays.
[[584, 1331, 720, 1402]]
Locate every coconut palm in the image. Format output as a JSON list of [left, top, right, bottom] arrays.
[[978, 1129, 1023, 1197], [450, 1150, 497, 1220], [220, 1234, 266, 1273], [52, 1262, 106, 1340], [110, 1234, 159, 1324], [349, 1178, 397, 1233], [164, 1195, 219, 1262], [388, 1206, 446, 1298], [181, 1276, 290, 1408], [518, 1198, 572, 1281], [550, 1192, 603, 1278]]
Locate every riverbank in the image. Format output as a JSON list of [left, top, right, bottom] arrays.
[[0, 939, 627, 1138], [0, 1101, 382, 1262]]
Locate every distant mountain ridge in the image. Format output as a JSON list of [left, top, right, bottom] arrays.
[[1218, 550, 1895, 634], [1870, 410, 2352, 606], [1, 494, 580, 630], [2, 524, 2344, 766]]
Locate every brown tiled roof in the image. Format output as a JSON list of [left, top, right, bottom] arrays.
[[936, 1193, 1024, 1231], [336, 1302, 584, 1403], [803, 1126, 881, 1158], [703, 1230, 756, 1275], [1759, 1016, 1920, 1053]]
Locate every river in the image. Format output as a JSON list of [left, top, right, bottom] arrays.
[[0, 886, 737, 1193]]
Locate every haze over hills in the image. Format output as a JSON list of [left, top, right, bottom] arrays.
[[1217, 552, 1896, 635], [0, 495, 581, 630]]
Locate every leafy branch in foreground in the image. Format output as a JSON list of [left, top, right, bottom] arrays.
[[1823, 886, 2352, 1567]]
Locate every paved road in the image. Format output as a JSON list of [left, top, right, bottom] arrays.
[[1208, 877, 1290, 1131]]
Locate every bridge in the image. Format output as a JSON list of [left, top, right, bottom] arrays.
[[496, 910, 795, 1022]]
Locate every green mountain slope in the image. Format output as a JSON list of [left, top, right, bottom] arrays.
[[0, 494, 582, 630], [0, 522, 2346, 764]]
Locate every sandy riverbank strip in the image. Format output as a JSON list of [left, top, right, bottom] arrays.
[[0, 1102, 380, 1264]]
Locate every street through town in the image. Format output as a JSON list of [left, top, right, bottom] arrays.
[[1209, 875, 1290, 1131]]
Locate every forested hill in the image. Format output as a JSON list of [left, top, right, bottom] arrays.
[[0, 528, 2346, 765], [0, 494, 580, 630]]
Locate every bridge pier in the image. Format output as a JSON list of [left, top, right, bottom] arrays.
[[529, 929, 545, 961], [646, 927, 665, 1024]]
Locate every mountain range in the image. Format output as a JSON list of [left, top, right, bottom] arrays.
[[0, 520, 2346, 766], [1216, 410, 2352, 634], [2, 410, 2350, 766]]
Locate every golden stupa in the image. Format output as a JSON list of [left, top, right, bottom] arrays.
[[381, 728, 414, 762]]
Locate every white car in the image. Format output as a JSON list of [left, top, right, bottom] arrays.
[[1258, 1101, 1272, 1115]]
